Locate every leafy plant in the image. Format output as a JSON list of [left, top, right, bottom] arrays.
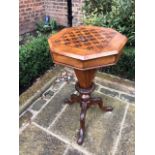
[[84, 0, 112, 15], [49, 19, 57, 30], [83, 0, 135, 46], [19, 35, 53, 92], [36, 18, 57, 33]]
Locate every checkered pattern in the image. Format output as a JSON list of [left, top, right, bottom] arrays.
[[54, 27, 117, 51]]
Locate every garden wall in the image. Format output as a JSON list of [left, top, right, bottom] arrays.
[[19, 0, 84, 34], [43, 0, 84, 26], [45, 0, 68, 26], [72, 0, 84, 26], [19, 0, 45, 34]]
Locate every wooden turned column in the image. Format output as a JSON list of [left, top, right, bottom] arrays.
[[74, 69, 96, 88]]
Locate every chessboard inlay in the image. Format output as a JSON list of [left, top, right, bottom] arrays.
[[54, 27, 117, 51]]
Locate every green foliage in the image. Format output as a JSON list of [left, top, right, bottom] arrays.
[[83, 0, 135, 80], [100, 47, 135, 80], [49, 19, 57, 30], [19, 35, 53, 91], [84, 0, 112, 15], [83, 0, 135, 46], [36, 18, 57, 33]]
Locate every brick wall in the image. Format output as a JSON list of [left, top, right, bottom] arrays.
[[72, 0, 84, 26], [19, 0, 84, 34], [45, 0, 84, 26], [45, 0, 68, 26], [19, 0, 45, 34]]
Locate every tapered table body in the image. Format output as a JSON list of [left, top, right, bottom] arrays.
[[48, 26, 127, 145]]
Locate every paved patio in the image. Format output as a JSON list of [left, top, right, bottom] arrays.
[[19, 67, 135, 155]]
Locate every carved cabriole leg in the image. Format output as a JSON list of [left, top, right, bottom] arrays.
[[90, 97, 113, 111], [64, 94, 80, 105], [77, 96, 89, 144], [64, 69, 113, 145]]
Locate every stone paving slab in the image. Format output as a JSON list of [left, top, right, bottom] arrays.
[[31, 99, 46, 111], [34, 83, 75, 128], [115, 105, 135, 155], [19, 110, 33, 128], [120, 93, 135, 103], [66, 147, 85, 155], [43, 90, 55, 99], [87, 94, 127, 155], [100, 87, 120, 98], [50, 89, 127, 155], [96, 72, 135, 95], [20, 68, 135, 155], [20, 124, 67, 155]]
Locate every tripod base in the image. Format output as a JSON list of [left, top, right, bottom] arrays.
[[64, 83, 113, 145]]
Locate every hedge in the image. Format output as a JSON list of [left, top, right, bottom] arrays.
[[19, 35, 53, 93], [100, 47, 135, 80]]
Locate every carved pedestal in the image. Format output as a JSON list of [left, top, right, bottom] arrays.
[[65, 69, 113, 145]]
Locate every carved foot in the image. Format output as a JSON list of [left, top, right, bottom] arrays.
[[90, 97, 113, 112], [77, 101, 88, 145], [77, 128, 85, 145], [64, 94, 80, 105]]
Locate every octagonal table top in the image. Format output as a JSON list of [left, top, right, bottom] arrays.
[[48, 26, 128, 70], [48, 26, 127, 60]]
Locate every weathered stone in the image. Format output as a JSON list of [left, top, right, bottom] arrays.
[[50, 103, 80, 141], [66, 148, 84, 155], [19, 111, 32, 128], [31, 99, 46, 111], [50, 92, 127, 155], [19, 67, 135, 154], [95, 84, 100, 91], [120, 94, 135, 103], [62, 71, 67, 76], [56, 78, 61, 83], [100, 87, 119, 98], [96, 72, 134, 88], [115, 105, 135, 155], [95, 72, 135, 95], [43, 90, 54, 99], [51, 81, 64, 92], [19, 124, 67, 155], [34, 83, 75, 128]]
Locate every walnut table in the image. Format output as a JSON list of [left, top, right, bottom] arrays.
[[48, 26, 127, 145]]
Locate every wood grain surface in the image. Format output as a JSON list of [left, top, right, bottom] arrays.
[[48, 26, 127, 70]]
